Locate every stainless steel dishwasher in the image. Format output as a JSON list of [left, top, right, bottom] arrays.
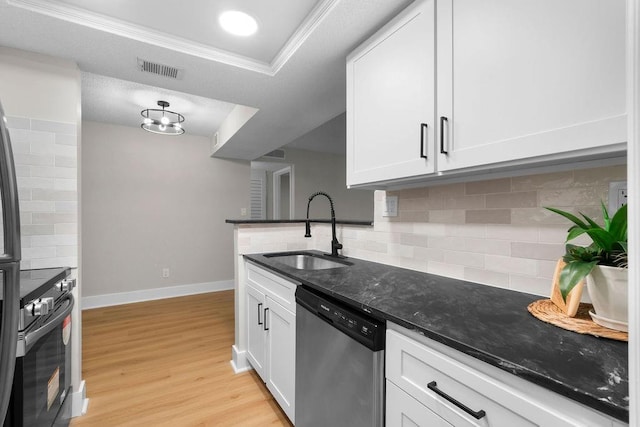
[[295, 286, 385, 427]]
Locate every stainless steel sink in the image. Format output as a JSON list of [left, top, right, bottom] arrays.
[[265, 252, 350, 270]]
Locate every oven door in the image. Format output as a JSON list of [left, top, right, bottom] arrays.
[[5, 294, 74, 427]]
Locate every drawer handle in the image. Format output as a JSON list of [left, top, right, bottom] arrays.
[[427, 381, 486, 420], [264, 308, 269, 331], [257, 303, 263, 325], [420, 123, 428, 159], [440, 116, 449, 155]]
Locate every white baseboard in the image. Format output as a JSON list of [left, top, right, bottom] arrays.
[[81, 280, 234, 309], [231, 344, 252, 374], [71, 380, 89, 418]]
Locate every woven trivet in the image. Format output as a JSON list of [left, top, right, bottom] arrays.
[[527, 299, 628, 342]]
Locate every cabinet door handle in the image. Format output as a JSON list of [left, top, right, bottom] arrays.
[[263, 308, 269, 331], [427, 381, 486, 420], [257, 303, 263, 325], [440, 116, 449, 155], [420, 123, 428, 159]]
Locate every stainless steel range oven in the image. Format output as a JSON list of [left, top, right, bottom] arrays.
[[2, 268, 74, 427]]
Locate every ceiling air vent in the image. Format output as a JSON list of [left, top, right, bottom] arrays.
[[137, 58, 184, 80], [262, 149, 286, 160]]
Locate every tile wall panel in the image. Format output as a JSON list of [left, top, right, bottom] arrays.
[[238, 165, 625, 298], [7, 116, 78, 270]]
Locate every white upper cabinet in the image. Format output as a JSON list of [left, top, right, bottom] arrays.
[[346, 0, 626, 188], [347, 0, 436, 186], [436, 0, 626, 172]]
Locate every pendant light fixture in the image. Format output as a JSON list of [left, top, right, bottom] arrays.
[[141, 100, 185, 135]]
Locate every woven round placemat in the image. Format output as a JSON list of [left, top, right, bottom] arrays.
[[527, 299, 628, 342]]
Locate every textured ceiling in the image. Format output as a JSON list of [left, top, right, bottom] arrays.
[[0, 0, 412, 159]]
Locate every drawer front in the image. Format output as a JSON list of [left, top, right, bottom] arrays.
[[386, 330, 580, 427], [246, 262, 297, 312], [387, 380, 453, 427]]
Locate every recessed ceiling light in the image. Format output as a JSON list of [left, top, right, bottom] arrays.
[[219, 11, 258, 36]]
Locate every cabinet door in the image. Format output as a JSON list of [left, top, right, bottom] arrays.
[[246, 285, 266, 379], [265, 297, 296, 422], [387, 381, 454, 427], [436, 0, 626, 172], [347, 0, 436, 186]]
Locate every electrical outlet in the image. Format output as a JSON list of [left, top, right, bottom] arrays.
[[383, 196, 398, 217], [608, 181, 627, 213], [240, 207, 247, 216], [162, 268, 170, 278]]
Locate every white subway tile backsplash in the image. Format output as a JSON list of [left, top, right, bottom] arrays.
[[536, 260, 559, 279], [485, 255, 538, 276], [427, 261, 465, 280], [54, 223, 78, 235], [31, 139, 56, 155], [464, 238, 511, 256], [55, 133, 77, 146], [236, 165, 621, 301], [17, 176, 54, 189], [54, 144, 76, 157], [511, 242, 564, 261], [14, 153, 55, 166], [464, 268, 510, 288], [22, 224, 54, 236], [413, 247, 444, 262], [6, 116, 30, 130], [55, 156, 76, 168], [23, 246, 56, 259], [443, 250, 484, 268], [10, 116, 78, 270], [509, 275, 552, 296], [20, 201, 55, 212], [54, 178, 77, 191], [30, 166, 57, 178], [31, 119, 76, 135], [55, 201, 78, 213]]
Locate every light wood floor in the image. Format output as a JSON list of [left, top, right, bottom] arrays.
[[71, 291, 293, 427]]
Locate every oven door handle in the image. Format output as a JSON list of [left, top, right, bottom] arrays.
[[22, 294, 74, 355]]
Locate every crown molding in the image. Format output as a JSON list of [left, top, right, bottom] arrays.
[[271, 0, 340, 74], [8, 0, 339, 76]]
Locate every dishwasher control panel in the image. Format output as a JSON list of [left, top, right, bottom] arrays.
[[297, 286, 384, 351]]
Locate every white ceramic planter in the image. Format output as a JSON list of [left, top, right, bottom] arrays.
[[586, 265, 628, 331]]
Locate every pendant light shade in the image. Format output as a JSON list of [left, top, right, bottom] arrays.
[[141, 100, 185, 135]]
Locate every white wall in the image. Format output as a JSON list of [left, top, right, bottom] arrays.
[[0, 46, 84, 413], [258, 148, 374, 220], [81, 121, 250, 302]]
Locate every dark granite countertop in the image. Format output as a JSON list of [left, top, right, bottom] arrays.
[[244, 250, 629, 422], [226, 218, 372, 226]]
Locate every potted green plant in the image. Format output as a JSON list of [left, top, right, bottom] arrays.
[[545, 202, 628, 331]]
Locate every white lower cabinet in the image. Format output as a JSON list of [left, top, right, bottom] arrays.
[[387, 380, 453, 427], [386, 324, 625, 427], [245, 262, 296, 423]]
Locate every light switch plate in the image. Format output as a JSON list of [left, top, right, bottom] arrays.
[[608, 181, 627, 213], [383, 196, 398, 217]]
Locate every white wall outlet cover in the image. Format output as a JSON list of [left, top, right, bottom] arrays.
[[383, 195, 398, 217], [608, 181, 627, 213], [240, 207, 247, 216]]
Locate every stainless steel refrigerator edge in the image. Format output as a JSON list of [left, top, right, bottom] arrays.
[[0, 100, 22, 421]]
